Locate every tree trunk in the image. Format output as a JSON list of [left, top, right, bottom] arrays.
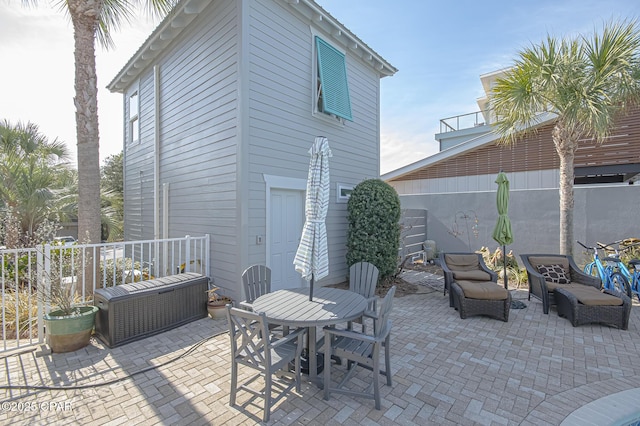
[[68, 0, 102, 295], [552, 123, 580, 256]]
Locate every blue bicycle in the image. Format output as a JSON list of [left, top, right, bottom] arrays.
[[614, 241, 640, 303], [578, 241, 631, 297]]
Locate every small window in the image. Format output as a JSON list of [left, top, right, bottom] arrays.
[[315, 36, 352, 122], [128, 91, 139, 144]]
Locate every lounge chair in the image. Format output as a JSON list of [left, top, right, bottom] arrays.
[[521, 253, 631, 328], [440, 253, 510, 321]]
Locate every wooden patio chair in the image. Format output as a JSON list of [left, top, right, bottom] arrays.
[[348, 261, 379, 333], [240, 265, 271, 310], [225, 305, 305, 423], [322, 286, 396, 410]]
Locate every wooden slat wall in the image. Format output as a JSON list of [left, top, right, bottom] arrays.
[[391, 107, 640, 182]]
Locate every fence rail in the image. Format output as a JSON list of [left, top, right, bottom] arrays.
[[0, 235, 210, 354]]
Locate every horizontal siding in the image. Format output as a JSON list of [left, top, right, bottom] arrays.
[[124, 72, 156, 241], [246, 0, 382, 284], [123, 0, 241, 297]]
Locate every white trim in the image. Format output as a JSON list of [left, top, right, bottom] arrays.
[[264, 175, 307, 270], [336, 183, 353, 203], [127, 83, 140, 146]]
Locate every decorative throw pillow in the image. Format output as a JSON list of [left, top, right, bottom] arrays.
[[537, 264, 570, 284]]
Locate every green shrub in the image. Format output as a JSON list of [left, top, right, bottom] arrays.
[[346, 179, 401, 281]]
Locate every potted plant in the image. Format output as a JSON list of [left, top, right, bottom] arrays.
[[40, 247, 98, 353], [206, 286, 233, 319]]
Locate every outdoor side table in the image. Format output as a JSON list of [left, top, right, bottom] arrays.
[[252, 287, 367, 385]]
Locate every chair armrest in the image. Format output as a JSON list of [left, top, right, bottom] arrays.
[[480, 264, 499, 283], [362, 308, 377, 320], [239, 300, 253, 311], [526, 268, 550, 295], [270, 327, 305, 349], [323, 326, 378, 343], [365, 296, 377, 311], [568, 260, 601, 289]]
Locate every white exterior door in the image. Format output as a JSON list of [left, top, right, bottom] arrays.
[[270, 189, 305, 290]]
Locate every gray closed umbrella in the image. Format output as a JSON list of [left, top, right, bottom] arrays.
[[293, 136, 332, 301]]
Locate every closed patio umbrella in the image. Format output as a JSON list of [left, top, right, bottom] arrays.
[[294, 136, 332, 301], [492, 171, 513, 290]]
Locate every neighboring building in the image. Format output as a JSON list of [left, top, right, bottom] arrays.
[[107, 0, 396, 301], [382, 71, 640, 261]]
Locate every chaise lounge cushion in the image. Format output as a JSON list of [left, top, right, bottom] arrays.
[[453, 270, 492, 281], [537, 264, 570, 284], [456, 281, 509, 300], [565, 286, 623, 306]]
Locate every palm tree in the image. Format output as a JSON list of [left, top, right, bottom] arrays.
[[56, 1, 175, 245], [489, 21, 640, 255], [0, 120, 71, 247], [23, 0, 176, 291]]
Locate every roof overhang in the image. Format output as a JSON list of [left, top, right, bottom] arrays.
[[382, 111, 557, 182], [108, 0, 397, 93], [107, 0, 210, 93], [283, 0, 397, 77]]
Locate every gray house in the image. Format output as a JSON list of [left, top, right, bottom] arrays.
[[107, 0, 396, 301]]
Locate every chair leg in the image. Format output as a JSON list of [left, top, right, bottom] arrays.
[[230, 362, 238, 406], [384, 335, 392, 386], [372, 343, 381, 410], [295, 336, 302, 393], [324, 335, 332, 401], [264, 371, 272, 423]]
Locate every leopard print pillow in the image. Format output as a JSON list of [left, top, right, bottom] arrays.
[[537, 264, 570, 284]]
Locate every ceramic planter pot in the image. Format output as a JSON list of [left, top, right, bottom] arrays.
[[44, 305, 98, 353], [207, 299, 232, 319]]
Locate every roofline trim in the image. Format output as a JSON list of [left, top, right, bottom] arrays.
[[382, 112, 557, 181], [108, 0, 397, 93]]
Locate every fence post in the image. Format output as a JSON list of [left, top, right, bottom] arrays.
[[205, 234, 211, 280], [185, 235, 191, 273], [36, 244, 51, 344]]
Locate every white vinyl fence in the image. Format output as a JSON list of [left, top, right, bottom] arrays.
[[0, 235, 210, 354]]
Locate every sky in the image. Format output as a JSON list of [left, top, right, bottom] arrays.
[[1, 0, 640, 174]]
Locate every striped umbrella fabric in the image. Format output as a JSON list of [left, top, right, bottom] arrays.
[[293, 136, 332, 301]]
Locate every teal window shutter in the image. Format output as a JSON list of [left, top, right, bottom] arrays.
[[316, 37, 353, 121]]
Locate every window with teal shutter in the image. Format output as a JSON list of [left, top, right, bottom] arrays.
[[316, 36, 352, 121]]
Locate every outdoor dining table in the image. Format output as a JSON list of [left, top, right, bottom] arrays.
[[252, 286, 367, 385]]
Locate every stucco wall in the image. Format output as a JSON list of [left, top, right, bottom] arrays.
[[399, 185, 640, 267]]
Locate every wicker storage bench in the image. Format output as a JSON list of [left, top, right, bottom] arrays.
[[94, 273, 208, 347], [554, 287, 631, 329]]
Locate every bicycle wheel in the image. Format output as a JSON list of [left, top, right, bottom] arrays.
[[609, 272, 631, 298], [583, 262, 597, 277]]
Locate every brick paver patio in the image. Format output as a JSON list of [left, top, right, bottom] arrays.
[[1, 272, 639, 425]]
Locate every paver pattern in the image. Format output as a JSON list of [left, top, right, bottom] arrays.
[[1, 272, 639, 425]]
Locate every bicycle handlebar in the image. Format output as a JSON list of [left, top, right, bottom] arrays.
[[577, 241, 591, 250]]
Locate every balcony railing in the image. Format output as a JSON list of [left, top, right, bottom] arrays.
[[439, 111, 487, 133], [0, 235, 210, 354]]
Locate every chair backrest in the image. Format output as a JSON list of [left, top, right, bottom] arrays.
[[443, 253, 482, 271], [375, 285, 396, 338], [242, 265, 271, 304], [523, 254, 570, 271], [225, 305, 270, 369], [349, 262, 379, 299]]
